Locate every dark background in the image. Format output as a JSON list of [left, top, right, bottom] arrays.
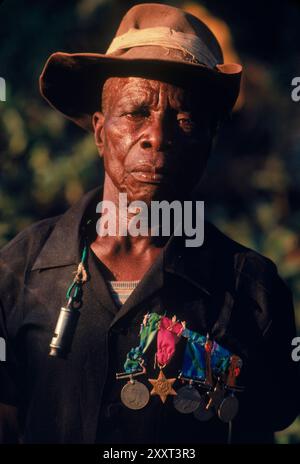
[[0, 0, 300, 442]]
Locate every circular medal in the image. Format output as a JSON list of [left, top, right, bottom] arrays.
[[121, 380, 150, 410], [218, 395, 239, 423], [208, 386, 225, 411], [193, 396, 215, 422], [173, 385, 201, 414]]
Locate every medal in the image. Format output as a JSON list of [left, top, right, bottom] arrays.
[[216, 354, 242, 422], [178, 329, 217, 418], [218, 394, 239, 423], [206, 380, 225, 411], [121, 379, 150, 410], [117, 313, 162, 409], [148, 369, 177, 403], [193, 395, 215, 422], [117, 365, 150, 409], [180, 331, 244, 424], [148, 315, 184, 403], [173, 384, 201, 414], [116, 312, 244, 418]]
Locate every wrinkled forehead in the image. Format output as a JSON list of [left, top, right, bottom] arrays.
[[102, 75, 207, 112], [104, 76, 190, 99]]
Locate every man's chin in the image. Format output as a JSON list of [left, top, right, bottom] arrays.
[[124, 182, 176, 204]]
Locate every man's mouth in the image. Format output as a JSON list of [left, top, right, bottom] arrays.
[[130, 164, 169, 184]]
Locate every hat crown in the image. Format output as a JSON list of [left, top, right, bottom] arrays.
[[39, 2, 242, 131], [113, 3, 223, 64]]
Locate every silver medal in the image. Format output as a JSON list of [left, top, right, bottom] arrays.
[[193, 396, 215, 421], [121, 380, 150, 410], [173, 385, 201, 414], [218, 395, 239, 423]]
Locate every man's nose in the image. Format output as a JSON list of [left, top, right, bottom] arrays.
[[140, 114, 173, 152]]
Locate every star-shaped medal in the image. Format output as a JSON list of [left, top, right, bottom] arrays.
[[148, 370, 177, 403]]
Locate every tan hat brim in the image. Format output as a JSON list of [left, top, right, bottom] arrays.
[[39, 52, 242, 132]]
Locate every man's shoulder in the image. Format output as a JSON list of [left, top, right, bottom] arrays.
[[205, 223, 294, 340], [0, 216, 61, 271], [206, 222, 280, 292], [0, 186, 101, 273]]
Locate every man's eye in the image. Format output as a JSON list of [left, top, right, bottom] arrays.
[[125, 108, 149, 119], [177, 116, 195, 132]]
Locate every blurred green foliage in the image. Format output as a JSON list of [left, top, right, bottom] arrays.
[[0, 0, 300, 443]]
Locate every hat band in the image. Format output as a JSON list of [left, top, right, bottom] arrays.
[[106, 27, 219, 68]]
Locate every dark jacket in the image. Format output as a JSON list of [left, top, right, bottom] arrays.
[[0, 187, 299, 443]]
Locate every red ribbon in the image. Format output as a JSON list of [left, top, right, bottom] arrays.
[[156, 316, 183, 367]]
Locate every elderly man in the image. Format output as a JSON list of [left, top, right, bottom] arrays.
[[0, 3, 299, 444]]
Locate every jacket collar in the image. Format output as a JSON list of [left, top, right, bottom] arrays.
[[31, 187, 101, 270], [31, 187, 219, 296]]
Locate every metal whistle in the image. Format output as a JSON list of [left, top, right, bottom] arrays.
[[49, 300, 80, 358]]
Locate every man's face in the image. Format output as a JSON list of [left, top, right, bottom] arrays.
[[93, 77, 215, 204]]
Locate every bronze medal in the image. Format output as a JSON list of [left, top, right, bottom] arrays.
[[206, 383, 225, 411], [121, 380, 150, 410], [148, 369, 177, 403], [218, 395, 239, 423], [173, 385, 201, 414], [193, 395, 215, 422]]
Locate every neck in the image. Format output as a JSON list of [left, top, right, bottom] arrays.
[[95, 175, 171, 253]]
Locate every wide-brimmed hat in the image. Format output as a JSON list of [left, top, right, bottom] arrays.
[[39, 3, 242, 132]]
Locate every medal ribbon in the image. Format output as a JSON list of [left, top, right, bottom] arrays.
[[156, 316, 184, 367], [123, 312, 161, 373], [122, 311, 240, 381], [181, 328, 207, 380], [181, 329, 233, 382], [211, 342, 232, 376]]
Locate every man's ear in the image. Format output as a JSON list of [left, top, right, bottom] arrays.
[[92, 111, 105, 157]]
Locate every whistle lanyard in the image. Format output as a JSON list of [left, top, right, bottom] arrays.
[[48, 237, 89, 359], [65, 240, 89, 308]]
